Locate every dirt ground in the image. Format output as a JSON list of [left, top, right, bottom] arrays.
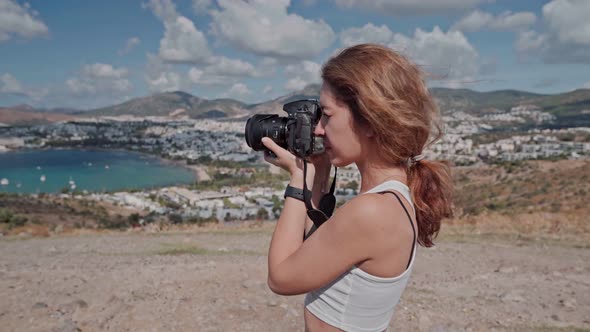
[[0, 223, 589, 332]]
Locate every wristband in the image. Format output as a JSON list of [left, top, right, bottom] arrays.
[[284, 185, 311, 201]]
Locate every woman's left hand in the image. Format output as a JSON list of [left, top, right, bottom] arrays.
[[261, 137, 300, 174], [261, 137, 316, 185]]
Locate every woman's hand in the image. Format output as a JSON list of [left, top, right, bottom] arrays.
[[261, 137, 301, 175], [262, 137, 329, 189]]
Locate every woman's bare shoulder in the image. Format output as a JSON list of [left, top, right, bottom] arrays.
[[336, 192, 410, 233]]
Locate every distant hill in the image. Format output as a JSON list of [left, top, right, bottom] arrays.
[[0, 106, 74, 126], [2, 87, 589, 127], [82, 91, 249, 119], [430, 88, 546, 113], [430, 88, 590, 127]]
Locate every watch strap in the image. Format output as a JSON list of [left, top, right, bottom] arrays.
[[284, 185, 311, 201]]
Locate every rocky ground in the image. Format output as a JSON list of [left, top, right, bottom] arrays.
[[0, 223, 589, 332]]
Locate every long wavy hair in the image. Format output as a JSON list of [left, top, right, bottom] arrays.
[[322, 43, 453, 247]]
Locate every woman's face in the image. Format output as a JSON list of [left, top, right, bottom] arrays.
[[315, 83, 367, 167]]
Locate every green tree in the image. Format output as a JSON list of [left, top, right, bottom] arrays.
[[256, 208, 269, 221]]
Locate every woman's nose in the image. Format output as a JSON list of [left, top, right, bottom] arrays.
[[314, 120, 325, 136]]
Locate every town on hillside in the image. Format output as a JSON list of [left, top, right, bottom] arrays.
[[1, 101, 589, 225]]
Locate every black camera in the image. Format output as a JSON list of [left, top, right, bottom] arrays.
[[245, 99, 325, 159]]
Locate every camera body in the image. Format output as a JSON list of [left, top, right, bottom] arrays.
[[245, 99, 325, 159]]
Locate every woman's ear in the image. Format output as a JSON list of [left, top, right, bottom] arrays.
[[365, 126, 375, 138]]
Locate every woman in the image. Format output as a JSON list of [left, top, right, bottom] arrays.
[[262, 43, 453, 331]]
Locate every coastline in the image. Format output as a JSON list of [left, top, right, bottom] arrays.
[[0, 147, 200, 194]]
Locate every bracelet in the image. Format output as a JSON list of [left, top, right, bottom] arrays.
[[284, 185, 311, 201]]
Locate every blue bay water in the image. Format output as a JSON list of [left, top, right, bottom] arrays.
[[0, 149, 196, 194]]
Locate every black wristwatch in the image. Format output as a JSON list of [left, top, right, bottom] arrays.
[[284, 185, 311, 201]]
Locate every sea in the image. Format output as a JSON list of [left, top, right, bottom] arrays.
[[0, 149, 196, 194]]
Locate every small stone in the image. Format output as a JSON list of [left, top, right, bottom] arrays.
[[551, 314, 560, 321], [73, 299, 88, 309], [58, 318, 80, 332], [218, 247, 229, 252], [500, 290, 525, 303], [495, 266, 517, 273], [279, 303, 289, 310], [32, 302, 48, 309], [267, 300, 278, 307], [560, 298, 577, 310]]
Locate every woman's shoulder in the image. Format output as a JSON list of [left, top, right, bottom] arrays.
[[337, 191, 410, 233]]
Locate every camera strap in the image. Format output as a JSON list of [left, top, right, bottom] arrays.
[[302, 160, 337, 240]]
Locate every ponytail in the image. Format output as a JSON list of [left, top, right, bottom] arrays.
[[408, 159, 453, 247]]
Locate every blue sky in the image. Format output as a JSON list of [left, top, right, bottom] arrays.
[[0, 0, 589, 110]]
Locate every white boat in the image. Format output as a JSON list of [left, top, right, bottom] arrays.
[[0, 178, 8, 185], [105, 164, 110, 169], [40, 175, 46, 182], [36, 166, 41, 170]]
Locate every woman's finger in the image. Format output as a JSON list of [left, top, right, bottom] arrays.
[[261, 137, 295, 169], [261, 137, 285, 157]]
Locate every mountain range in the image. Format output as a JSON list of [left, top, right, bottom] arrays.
[[2, 85, 590, 127]]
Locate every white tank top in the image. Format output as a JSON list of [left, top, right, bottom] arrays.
[[304, 180, 417, 332]]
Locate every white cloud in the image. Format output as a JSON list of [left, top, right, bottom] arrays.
[[284, 61, 321, 91], [339, 24, 481, 86], [332, 0, 487, 16], [584, 81, 590, 89], [262, 85, 273, 94], [188, 67, 233, 86], [0, 73, 47, 101], [143, 0, 177, 22], [144, 53, 185, 92], [67, 63, 132, 96], [340, 23, 394, 46], [228, 83, 251, 96], [515, 30, 546, 54], [145, 0, 211, 64], [451, 10, 536, 32], [207, 56, 259, 77], [119, 37, 141, 55], [159, 16, 211, 64], [0, 73, 24, 95], [0, 0, 49, 42], [192, 0, 212, 14], [515, 0, 590, 63], [209, 0, 335, 60], [492, 11, 537, 31], [218, 82, 252, 100], [188, 55, 263, 86], [82, 63, 128, 79], [544, 0, 590, 45]]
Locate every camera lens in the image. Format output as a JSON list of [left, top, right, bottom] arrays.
[[245, 114, 289, 151]]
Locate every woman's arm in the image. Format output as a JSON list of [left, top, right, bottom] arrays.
[[261, 138, 388, 296]]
